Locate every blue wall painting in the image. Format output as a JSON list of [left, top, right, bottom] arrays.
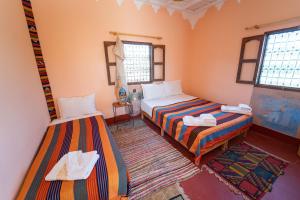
[[251, 87, 300, 139]]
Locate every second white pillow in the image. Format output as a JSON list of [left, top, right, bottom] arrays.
[[141, 83, 166, 100], [164, 80, 182, 96]]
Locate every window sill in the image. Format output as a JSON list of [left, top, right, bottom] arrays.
[[254, 84, 300, 92]]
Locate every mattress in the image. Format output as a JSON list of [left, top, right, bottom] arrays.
[[151, 98, 253, 160], [17, 114, 128, 200], [141, 94, 196, 117]]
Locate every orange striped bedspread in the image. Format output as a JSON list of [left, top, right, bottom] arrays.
[[152, 98, 253, 160], [17, 115, 128, 200]]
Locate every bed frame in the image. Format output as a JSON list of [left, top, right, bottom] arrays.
[[141, 111, 249, 165]]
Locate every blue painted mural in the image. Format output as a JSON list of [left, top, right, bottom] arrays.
[[251, 87, 300, 139]]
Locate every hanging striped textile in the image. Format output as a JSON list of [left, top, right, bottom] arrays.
[[21, 0, 57, 120]]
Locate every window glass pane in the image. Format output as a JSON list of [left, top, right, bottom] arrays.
[[124, 43, 151, 83], [153, 64, 164, 80], [258, 29, 300, 89], [243, 39, 260, 59], [240, 62, 256, 81]]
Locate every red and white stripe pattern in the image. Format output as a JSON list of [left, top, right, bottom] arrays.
[[112, 125, 200, 200]]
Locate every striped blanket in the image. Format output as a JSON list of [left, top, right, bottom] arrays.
[[152, 98, 253, 160], [17, 115, 128, 200]]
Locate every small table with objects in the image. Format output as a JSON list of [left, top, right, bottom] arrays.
[[112, 101, 133, 129]]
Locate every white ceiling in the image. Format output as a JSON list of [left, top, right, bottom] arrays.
[[115, 0, 241, 28]]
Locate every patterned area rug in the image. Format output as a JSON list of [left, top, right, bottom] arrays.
[[203, 142, 289, 200], [111, 121, 199, 200]]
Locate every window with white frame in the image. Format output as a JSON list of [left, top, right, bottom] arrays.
[[257, 27, 300, 89], [236, 26, 300, 91], [123, 42, 152, 84]]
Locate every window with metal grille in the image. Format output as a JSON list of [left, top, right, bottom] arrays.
[[123, 42, 152, 84], [257, 27, 300, 90], [104, 41, 165, 85]]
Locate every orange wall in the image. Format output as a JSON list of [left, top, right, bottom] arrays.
[[184, 0, 300, 105], [31, 0, 192, 118], [0, 0, 50, 199], [1, 0, 299, 198]]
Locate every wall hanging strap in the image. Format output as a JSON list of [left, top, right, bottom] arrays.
[[109, 31, 162, 40], [21, 0, 57, 120]]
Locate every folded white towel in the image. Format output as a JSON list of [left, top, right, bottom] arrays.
[[45, 151, 99, 181], [221, 104, 252, 115], [238, 104, 252, 112], [183, 114, 217, 127], [66, 150, 83, 176], [66, 151, 98, 178], [199, 114, 216, 122]]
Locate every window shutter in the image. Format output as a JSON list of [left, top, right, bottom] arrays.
[[104, 41, 166, 84], [152, 45, 165, 81], [236, 35, 264, 85], [104, 41, 116, 85]]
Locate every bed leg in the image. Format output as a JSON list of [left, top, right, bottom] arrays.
[[222, 141, 228, 151], [160, 128, 164, 136], [195, 156, 201, 166], [243, 129, 248, 138], [141, 112, 144, 120]]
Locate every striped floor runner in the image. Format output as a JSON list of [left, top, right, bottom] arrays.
[[111, 123, 199, 200]]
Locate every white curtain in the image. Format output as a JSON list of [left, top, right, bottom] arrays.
[[113, 37, 128, 103]]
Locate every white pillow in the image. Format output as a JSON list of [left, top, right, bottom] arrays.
[[141, 83, 166, 100], [58, 94, 97, 119], [163, 80, 182, 96]]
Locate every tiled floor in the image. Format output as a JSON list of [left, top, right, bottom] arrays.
[[143, 118, 300, 200]]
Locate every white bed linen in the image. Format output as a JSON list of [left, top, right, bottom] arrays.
[[49, 111, 103, 126], [141, 94, 196, 117]]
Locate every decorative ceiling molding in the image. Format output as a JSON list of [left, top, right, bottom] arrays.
[[151, 4, 161, 13], [215, 0, 225, 11], [116, 0, 125, 6], [182, 9, 207, 29], [134, 0, 144, 10], [166, 7, 175, 16], [114, 0, 242, 29]]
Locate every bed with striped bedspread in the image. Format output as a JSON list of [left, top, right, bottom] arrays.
[[152, 98, 253, 163], [17, 115, 128, 200]]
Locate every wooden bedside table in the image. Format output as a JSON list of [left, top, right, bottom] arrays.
[[112, 102, 133, 128]]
